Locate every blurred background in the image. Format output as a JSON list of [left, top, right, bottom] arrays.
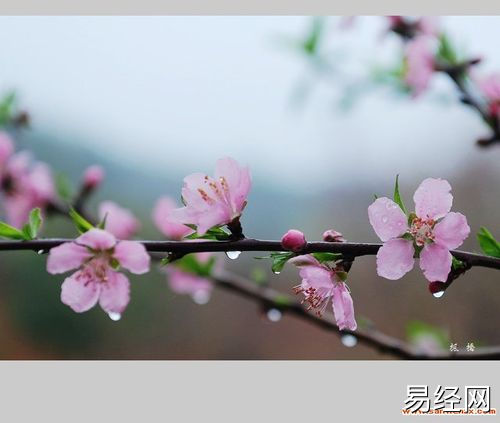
[[0, 16, 498, 359]]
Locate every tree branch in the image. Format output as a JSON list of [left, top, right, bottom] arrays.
[[213, 269, 500, 359], [1, 238, 498, 270]]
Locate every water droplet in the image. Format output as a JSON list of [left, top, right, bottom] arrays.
[[266, 308, 282, 322], [272, 270, 280, 275], [192, 290, 210, 305], [37, 249, 45, 255], [433, 291, 445, 298], [225, 251, 241, 260], [107, 312, 121, 321], [341, 334, 358, 348], [382, 216, 388, 223]]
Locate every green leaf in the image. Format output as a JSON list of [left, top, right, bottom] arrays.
[[55, 173, 74, 202], [0, 221, 27, 240], [29, 208, 42, 238], [175, 254, 216, 277], [271, 252, 295, 274], [250, 267, 267, 286], [436, 33, 458, 65], [312, 252, 343, 263], [393, 175, 407, 215], [184, 225, 231, 241], [69, 207, 94, 234], [303, 17, 324, 56], [451, 256, 466, 271], [406, 320, 449, 351], [336, 271, 348, 281], [97, 213, 108, 230], [0, 92, 16, 127], [477, 227, 500, 258]]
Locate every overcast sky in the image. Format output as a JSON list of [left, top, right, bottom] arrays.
[[1, 16, 499, 192]]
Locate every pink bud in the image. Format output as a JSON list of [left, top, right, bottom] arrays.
[[281, 229, 306, 252], [82, 165, 104, 189], [322, 229, 346, 242]]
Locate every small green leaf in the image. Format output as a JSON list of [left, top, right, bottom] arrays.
[[477, 226, 500, 258], [436, 33, 458, 65], [273, 294, 292, 308], [110, 257, 121, 270], [271, 252, 295, 274], [184, 225, 231, 241], [27, 208, 42, 239], [55, 173, 74, 202], [97, 213, 108, 230], [0, 221, 27, 240], [312, 252, 343, 263], [175, 254, 216, 277], [302, 16, 324, 56], [336, 271, 348, 281], [69, 207, 94, 234], [451, 256, 466, 271], [407, 212, 417, 226], [251, 267, 267, 286], [373, 194, 379, 200], [406, 320, 449, 351], [393, 175, 407, 215]]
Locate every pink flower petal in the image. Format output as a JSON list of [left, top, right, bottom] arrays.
[[332, 282, 357, 331], [433, 212, 470, 250], [299, 266, 334, 291], [368, 197, 408, 242], [289, 254, 321, 268], [376, 238, 415, 280], [413, 178, 452, 220], [166, 267, 212, 296], [419, 243, 452, 282], [98, 271, 130, 314], [196, 203, 230, 235], [29, 163, 55, 203], [113, 240, 150, 274], [0, 132, 14, 166], [76, 228, 116, 251], [405, 36, 435, 96], [152, 196, 193, 240], [60, 270, 100, 313], [214, 157, 251, 213], [47, 242, 92, 274], [98, 201, 140, 240]]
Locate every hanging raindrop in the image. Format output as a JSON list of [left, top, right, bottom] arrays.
[[266, 308, 282, 322], [192, 290, 210, 305], [432, 291, 445, 298], [225, 251, 241, 260], [341, 334, 358, 348], [107, 312, 121, 321], [37, 249, 45, 255]]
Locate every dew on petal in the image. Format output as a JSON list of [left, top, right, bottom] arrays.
[[266, 308, 282, 322], [225, 251, 241, 260], [341, 334, 358, 348], [432, 290, 445, 298], [381, 216, 388, 223], [107, 311, 122, 321], [192, 290, 210, 305]]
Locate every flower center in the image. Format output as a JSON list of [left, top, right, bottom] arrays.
[[293, 284, 334, 317], [409, 217, 435, 246]]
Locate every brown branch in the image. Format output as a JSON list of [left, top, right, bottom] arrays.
[[213, 269, 500, 359]]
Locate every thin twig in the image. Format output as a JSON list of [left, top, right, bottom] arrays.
[[213, 269, 500, 359]]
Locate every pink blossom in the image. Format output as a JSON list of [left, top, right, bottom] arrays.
[[405, 36, 435, 97], [368, 178, 470, 282], [164, 251, 218, 304], [476, 73, 500, 117], [0, 132, 14, 167], [98, 201, 140, 240], [46, 228, 150, 316], [322, 229, 346, 242], [417, 17, 440, 37], [152, 196, 193, 240], [82, 165, 104, 189], [290, 255, 357, 331], [1, 151, 56, 228], [281, 229, 306, 252], [170, 157, 251, 235]]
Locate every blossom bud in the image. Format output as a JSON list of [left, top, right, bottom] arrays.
[[281, 229, 306, 252], [322, 229, 346, 242], [82, 165, 104, 189]]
